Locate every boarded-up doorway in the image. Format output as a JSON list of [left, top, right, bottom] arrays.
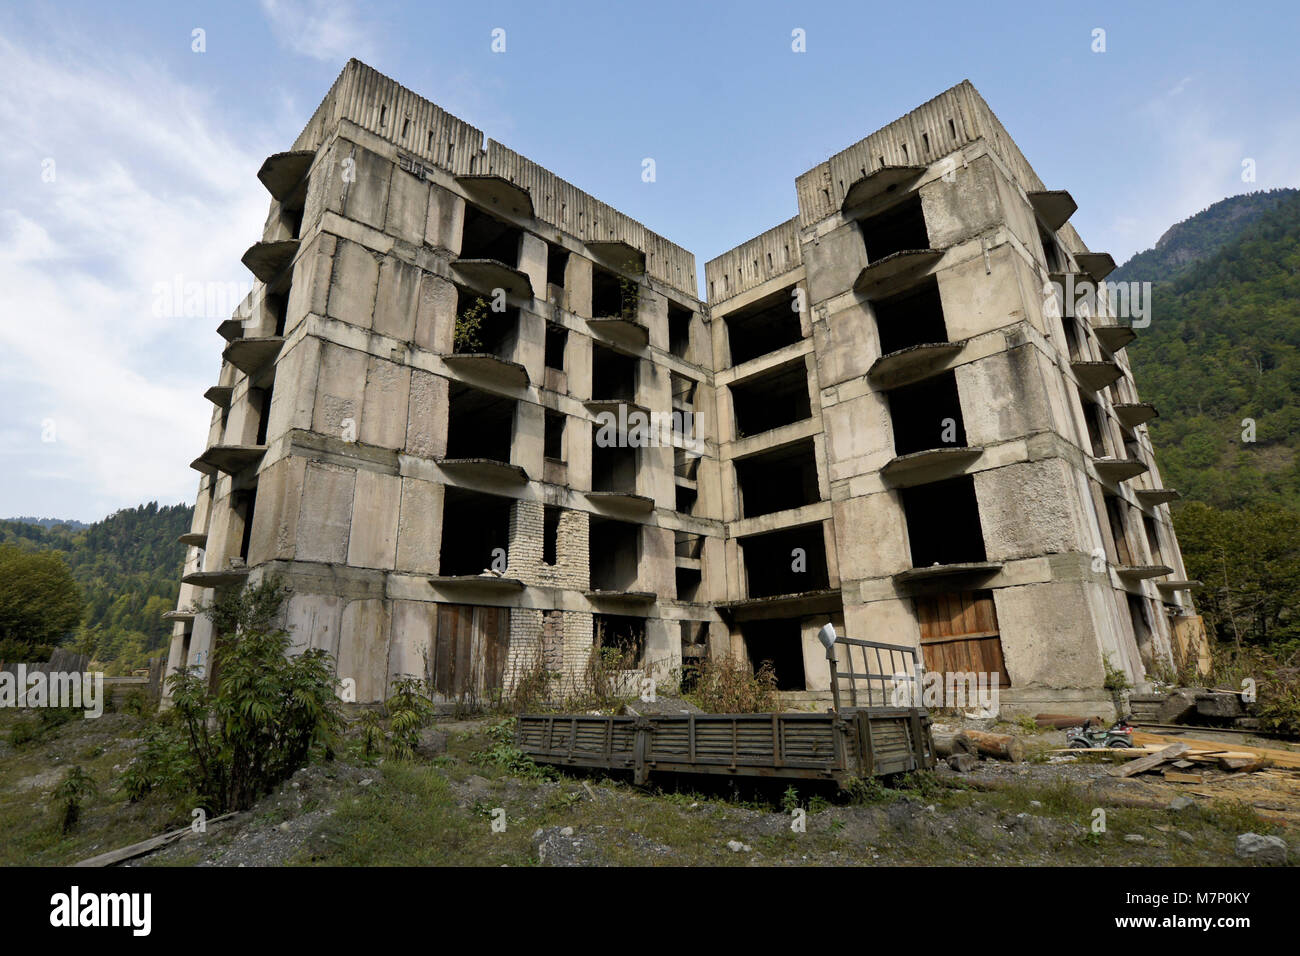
[[915, 590, 1011, 687], [433, 604, 509, 701]]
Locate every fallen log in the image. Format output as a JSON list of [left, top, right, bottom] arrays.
[[933, 732, 959, 758], [1034, 713, 1100, 729], [955, 729, 1025, 763]]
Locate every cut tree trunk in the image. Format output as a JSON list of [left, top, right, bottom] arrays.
[[955, 730, 1024, 762]]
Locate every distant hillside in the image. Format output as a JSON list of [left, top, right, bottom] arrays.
[[4, 516, 90, 530], [0, 502, 193, 673], [1113, 188, 1298, 286], [1122, 189, 1300, 512]]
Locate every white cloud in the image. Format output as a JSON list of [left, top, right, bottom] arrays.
[[0, 31, 274, 522], [259, 0, 378, 63]]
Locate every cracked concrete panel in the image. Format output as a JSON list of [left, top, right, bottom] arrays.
[[404, 369, 448, 459], [385, 168, 430, 244], [247, 455, 305, 564], [341, 145, 392, 230], [311, 341, 368, 439], [413, 272, 456, 353], [388, 600, 436, 686], [975, 458, 1088, 561], [373, 256, 422, 342], [425, 183, 464, 254], [396, 477, 442, 574], [833, 491, 910, 580], [285, 592, 344, 658], [816, 301, 878, 387], [338, 598, 392, 703], [936, 244, 1029, 341], [326, 239, 380, 330], [918, 155, 1002, 250], [296, 461, 356, 563], [267, 335, 321, 438], [822, 392, 893, 482], [347, 470, 401, 570], [286, 232, 335, 332], [956, 346, 1051, 447], [994, 582, 1106, 691], [360, 355, 412, 450], [803, 221, 868, 306]]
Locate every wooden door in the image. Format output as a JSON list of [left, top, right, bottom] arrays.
[[434, 604, 510, 699], [915, 590, 1011, 686]]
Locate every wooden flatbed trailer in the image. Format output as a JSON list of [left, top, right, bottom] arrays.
[[516, 632, 935, 786]]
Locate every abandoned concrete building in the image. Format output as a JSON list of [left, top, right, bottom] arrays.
[[166, 59, 1201, 716]]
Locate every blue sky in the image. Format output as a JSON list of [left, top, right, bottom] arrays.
[[1, 0, 1297, 522]]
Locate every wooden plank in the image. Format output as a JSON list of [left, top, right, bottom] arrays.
[[74, 812, 240, 867], [1162, 770, 1205, 784], [1131, 731, 1300, 769], [1108, 742, 1189, 777]]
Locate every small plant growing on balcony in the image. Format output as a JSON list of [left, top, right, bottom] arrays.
[[454, 296, 488, 352], [617, 270, 644, 322]]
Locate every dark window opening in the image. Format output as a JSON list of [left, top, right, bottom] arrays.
[[459, 204, 521, 266], [591, 343, 637, 401], [734, 438, 819, 518], [595, 613, 645, 663], [546, 243, 568, 288], [901, 475, 985, 567], [675, 566, 702, 602], [1062, 316, 1083, 362], [591, 423, 637, 494], [668, 303, 692, 358], [1128, 593, 1153, 653], [254, 385, 274, 446], [445, 382, 514, 462], [589, 517, 640, 591], [724, 285, 803, 366], [730, 360, 810, 438], [1106, 495, 1132, 565], [1081, 392, 1107, 458], [741, 618, 806, 691], [266, 292, 288, 337], [1039, 226, 1063, 273], [873, 278, 947, 355], [888, 371, 966, 455], [544, 322, 567, 370], [675, 482, 697, 515], [439, 486, 511, 576], [454, 285, 520, 356], [542, 505, 561, 565], [740, 523, 829, 599], [235, 488, 257, 562], [544, 410, 564, 461], [592, 265, 635, 319], [1143, 514, 1162, 564], [859, 195, 929, 261]]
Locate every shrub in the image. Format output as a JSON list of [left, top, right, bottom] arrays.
[[384, 676, 437, 760], [687, 656, 777, 714], [53, 766, 98, 833], [126, 579, 341, 812]]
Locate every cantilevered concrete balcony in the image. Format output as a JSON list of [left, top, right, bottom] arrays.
[[853, 249, 944, 294], [441, 352, 529, 389], [190, 444, 266, 477], [586, 313, 650, 350], [1092, 321, 1136, 352], [1136, 488, 1180, 507], [257, 150, 314, 201], [162, 609, 196, 623], [586, 239, 646, 274], [1071, 359, 1122, 392], [436, 457, 528, 485], [1028, 190, 1078, 231], [428, 574, 525, 595], [177, 532, 208, 548], [1075, 252, 1116, 282], [583, 398, 652, 423], [893, 562, 1002, 585], [867, 341, 964, 389], [223, 336, 284, 376], [585, 589, 656, 609], [203, 385, 234, 408], [455, 174, 534, 220], [840, 165, 926, 212], [584, 490, 655, 515], [1092, 457, 1149, 483], [881, 446, 982, 487], [718, 587, 842, 619], [1115, 564, 1173, 581], [451, 258, 534, 301], [217, 318, 245, 342], [181, 566, 250, 589], [241, 239, 299, 283], [1114, 403, 1158, 428]]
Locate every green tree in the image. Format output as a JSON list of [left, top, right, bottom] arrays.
[[0, 544, 85, 655]]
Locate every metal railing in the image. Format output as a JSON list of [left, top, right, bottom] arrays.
[[824, 629, 923, 711]]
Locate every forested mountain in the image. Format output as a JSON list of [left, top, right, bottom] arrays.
[[0, 503, 192, 673], [1122, 188, 1300, 510]]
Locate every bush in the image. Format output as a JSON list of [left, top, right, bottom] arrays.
[[384, 676, 437, 760], [53, 766, 98, 833], [124, 579, 341, 812], [686, 657, 777, 714]]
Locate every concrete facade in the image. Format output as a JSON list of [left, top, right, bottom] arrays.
[[168, 63, 1193, 716]]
